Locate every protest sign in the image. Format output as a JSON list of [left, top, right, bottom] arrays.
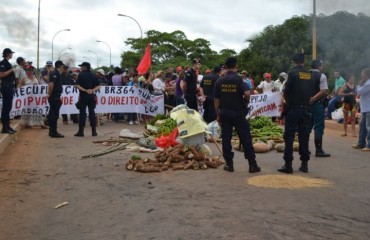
[[6, 85, 164, 117], [247, 92, 281, 118]]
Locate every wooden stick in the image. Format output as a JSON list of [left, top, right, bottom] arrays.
[[208, 133, 223, 156], [81, 142, 130, 159], [92, 139, 134, 144]]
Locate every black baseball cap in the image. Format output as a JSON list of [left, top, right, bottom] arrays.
[[46, 60, 53, 65], [55, 60, 64, 68], [78, 62, 91, 68], [3, 48, 15, 55], [213, 66, 221, 73], [2, 48, 14, 57]]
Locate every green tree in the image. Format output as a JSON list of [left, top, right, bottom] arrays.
[[121, 30, 232, 72], [238, 11, 370, 88]]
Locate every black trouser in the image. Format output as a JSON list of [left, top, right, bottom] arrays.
[[62, 114, 78, 123], [48, 98, 62, 134], [185, 94, 198, 111], [283, 106, 311, 164], [78, 95, 96, 128], [203, 97, 216, 123], [220, 109, 256, 164], [1, 85, 14, 129]]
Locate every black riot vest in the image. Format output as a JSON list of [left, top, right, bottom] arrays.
[[201, 73, 218, 98], [49, 69, 63, 99], [219, 73, 246, 110], [310, 70, 322, 96], [285, 66, 313, 106]]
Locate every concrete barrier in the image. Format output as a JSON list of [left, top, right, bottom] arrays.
[[0, 120, 21, 156]]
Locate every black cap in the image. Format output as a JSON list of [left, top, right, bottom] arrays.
[[46, 60, 53, 65], [311, 59, 323, 69], [78, 62, 91, 68], [193, 59, 201, 64], [55, 60, 64, 68], [292, 53, 305, 64], [3, 48, 15, 55], [213, 66, 221, 73]]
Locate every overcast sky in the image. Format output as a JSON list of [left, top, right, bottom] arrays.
[[1, 0, 369, 69]]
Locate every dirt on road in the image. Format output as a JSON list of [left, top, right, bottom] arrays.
[[0, 121, 369, 240]]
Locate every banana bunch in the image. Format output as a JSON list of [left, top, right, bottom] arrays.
[[249, 116, 284, 143]]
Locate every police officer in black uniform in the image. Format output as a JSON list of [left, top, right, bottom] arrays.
[[200, 66, 221, 123], [47, 60, 65, 138], [183, 59, 201, 111], [278, 53, 314, 173], [214, 57, 261, 173], [0, 48, 17, 134], [308, 60, 331, 157], [74, 62, 100, 137]]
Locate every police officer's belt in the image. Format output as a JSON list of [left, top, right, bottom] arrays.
[[288, 104, 310, 109]]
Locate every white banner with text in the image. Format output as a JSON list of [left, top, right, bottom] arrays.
[[8, 85, 164, 117], [247, 92, 281, 118]]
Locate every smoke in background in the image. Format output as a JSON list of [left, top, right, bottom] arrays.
[[317, 0, 370, 15], [0, 9, 37, 45], [312, 10, 370, 81], [59, 52, 76, 67]]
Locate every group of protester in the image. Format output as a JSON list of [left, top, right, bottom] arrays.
[[0, 48, 101, 138], [1, 47, 370, 173]]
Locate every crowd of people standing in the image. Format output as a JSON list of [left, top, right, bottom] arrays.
[[1, 47, 369, 169]]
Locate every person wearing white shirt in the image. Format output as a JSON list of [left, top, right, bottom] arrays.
[[257, 73, 275, 94], [274, 72, 288, 92], [152, 70, 165, 95], [14, 56, 26, 87]]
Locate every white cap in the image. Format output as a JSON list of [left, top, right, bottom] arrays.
[[96, 69, 105, 75]]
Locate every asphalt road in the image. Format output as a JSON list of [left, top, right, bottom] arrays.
[[0, 119, 369, 240]]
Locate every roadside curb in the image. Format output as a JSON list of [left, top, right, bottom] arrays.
[[0, 120, 22, 156]]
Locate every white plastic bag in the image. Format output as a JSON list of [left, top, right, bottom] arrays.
[[207, 120, 220, 140], [332, 108, 343, 120]]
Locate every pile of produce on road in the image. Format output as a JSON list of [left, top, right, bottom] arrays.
[[126, 143, 224, 173], [144, 114, 177, 137], [232, 116, 298, 153]]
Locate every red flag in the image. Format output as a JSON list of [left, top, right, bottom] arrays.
[[136, 43, 151, 74]]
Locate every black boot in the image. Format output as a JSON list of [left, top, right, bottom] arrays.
[[299, 161, 308, 173], [1, 121, 14, 134], [74, 126, 84, 137], [277, 163, 293, 174], [50, 129, 64, 138], [248, 159, 261, 173], [223, 159, 234, 172], [7, 126, 17, 133], [1, 127, 14, 134], [92, 126, 97, 137], [315, 139, 331, 157]]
